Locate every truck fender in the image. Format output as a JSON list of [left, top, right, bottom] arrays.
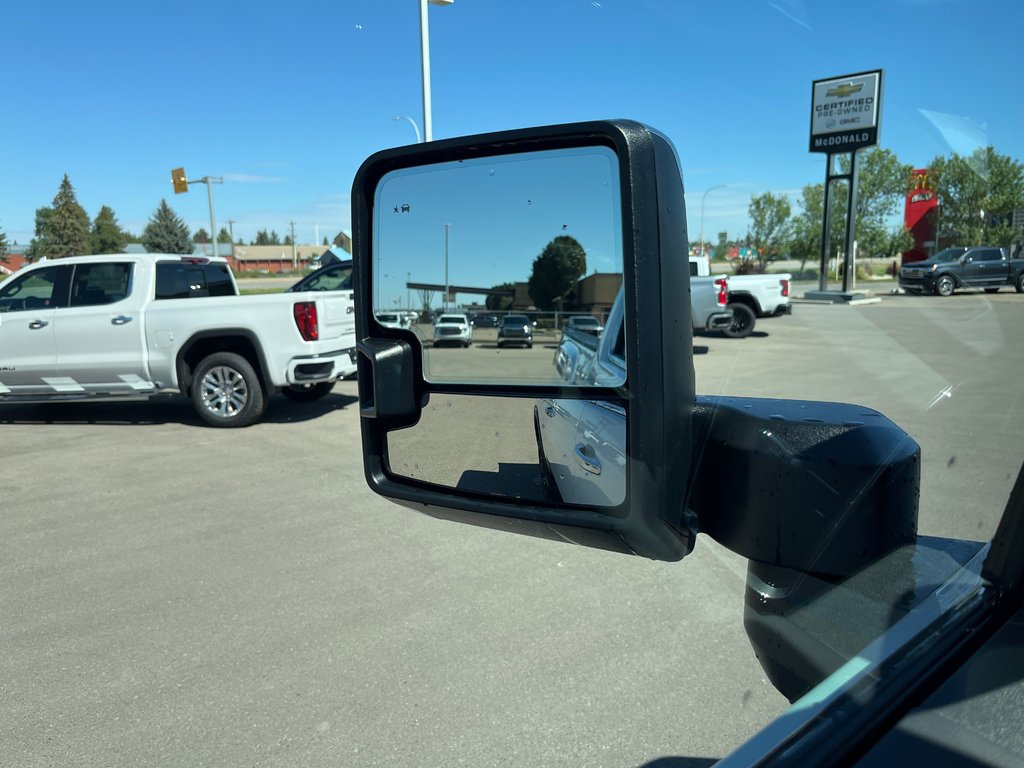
[[176, 329, 273, 397]]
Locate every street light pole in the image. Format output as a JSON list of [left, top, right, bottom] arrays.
[[393, 115, 422, 144], [443, 222, 450, 312], [699, 185, 725, 259], [419, 0, 453, 143]]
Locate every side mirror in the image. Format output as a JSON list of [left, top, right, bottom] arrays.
[[351, 120, 919, 575], [352, 120, 697, 561]]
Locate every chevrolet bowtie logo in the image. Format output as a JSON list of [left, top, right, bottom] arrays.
[[827, 82, 863, 98]]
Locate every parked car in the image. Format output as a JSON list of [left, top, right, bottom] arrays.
[[432, 313, 473, 347], [0, 254, 357, 426], [899, 246, 1024, 295], [470, 313, 499, 328], [565, 315, 604, 335], [286, 260, 353, 292], [496, 314, 534, 348]]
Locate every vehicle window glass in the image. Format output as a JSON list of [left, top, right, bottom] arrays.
[[69, 263, 132, 307], [156, 262, 232, 299], [0, 266, 70, 312], [979, 249, 1003, 261], [205, 264, 235, 295], [305, 265, 353, 291]]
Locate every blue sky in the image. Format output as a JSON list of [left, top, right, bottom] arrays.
[[3, 0, 1021, 248]]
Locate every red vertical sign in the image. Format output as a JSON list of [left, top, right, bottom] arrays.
[[903, 169, 938, 264]]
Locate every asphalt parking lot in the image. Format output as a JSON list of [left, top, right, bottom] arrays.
[[2, 287, 1021, 767]]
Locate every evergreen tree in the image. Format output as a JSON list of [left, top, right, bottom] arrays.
[[192, 227, 211, 243], [269, 230, 281, 245], [26, 175, 90, 259], [254, 229, 271, 245], [142, 199, 192, 254], [283, 234, 293, 246], [217, 227, 232, 243], [90, 205, 129, 254], [0, 220, 8, 263]]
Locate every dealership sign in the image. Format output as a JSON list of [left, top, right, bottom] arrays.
[[809, 70, 882, 153]]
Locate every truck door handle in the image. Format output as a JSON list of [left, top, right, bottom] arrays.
[[545, 405, 555, 417], [574, 443, 602, 475], [111, 315, 133, 325], [28, 319, 49, 329]]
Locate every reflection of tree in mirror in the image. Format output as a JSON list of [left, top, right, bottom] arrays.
[[486, 282, 515, 311], [527, 235, 587, 310]]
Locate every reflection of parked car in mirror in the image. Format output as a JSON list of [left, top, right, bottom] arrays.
[[376, 313, 407, 329], [497, 314, 533, 348], [565, 315, 604, 335], [470, 314, 499, 328], [433, 313, 473, 347]]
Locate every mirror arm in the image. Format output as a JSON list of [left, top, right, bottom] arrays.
[[684, 395, 920, 579], [357, 338, 422, 429]]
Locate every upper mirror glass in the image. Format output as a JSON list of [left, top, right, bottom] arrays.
[[373, 146, 624, 386]]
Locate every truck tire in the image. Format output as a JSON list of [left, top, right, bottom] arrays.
[[935, 275, 955, 297], [1016, 274, 1024, 294], [282, 382, 334, 402], [192, 352, 266, 428], [723, 303, 756, 338]]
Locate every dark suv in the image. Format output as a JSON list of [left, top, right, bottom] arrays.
[[496, 314, 533, 348]]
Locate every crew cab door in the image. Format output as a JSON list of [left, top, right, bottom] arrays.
[[961, 248, 1006, 287], [0, 264, 71, 394], [53, 262, 152, 393]]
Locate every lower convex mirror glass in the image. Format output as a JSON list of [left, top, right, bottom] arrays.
[[386, 394, 626, 507]]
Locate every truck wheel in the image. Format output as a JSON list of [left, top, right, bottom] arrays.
[[282, 382, 334, 402], [935, 276, 955, 297], [1016, 274, 1024, 294], [192, 352, 266, 428], [723, 303, 756, 338]]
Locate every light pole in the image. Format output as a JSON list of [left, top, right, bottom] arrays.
[[170, 168, 222, 258], [419, 0, 454, 143], [699, 185, 726, 259], [443, 223, 450, 311], [393, 115, 422, 144]]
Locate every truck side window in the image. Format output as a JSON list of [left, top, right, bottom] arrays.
[[69, 263, 132, 307], [204, 264, 235, 296], [0, 265, 72, 312], [978, 249, 1003, 261]]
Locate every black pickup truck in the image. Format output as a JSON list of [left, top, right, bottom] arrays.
[[899, 245, 1024, 296]]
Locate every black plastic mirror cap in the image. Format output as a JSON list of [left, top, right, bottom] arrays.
[[688, 396, 920, 579], [356, 338, 419, 428], [351, 120, 697, 562]]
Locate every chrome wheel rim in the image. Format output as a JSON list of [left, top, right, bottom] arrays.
[[200, 366, 249, 419]]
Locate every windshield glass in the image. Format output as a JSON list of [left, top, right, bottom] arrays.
[[3, 2, 1022, 766]]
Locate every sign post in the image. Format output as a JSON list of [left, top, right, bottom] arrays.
[[809, 70, 882, 293]]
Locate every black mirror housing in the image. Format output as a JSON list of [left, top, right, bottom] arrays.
[[352, 120, 697, 560]]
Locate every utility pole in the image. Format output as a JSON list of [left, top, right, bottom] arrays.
[[170, 168, 223, 258], [443, 223, 450, 312], [289, 221, 297, 270]]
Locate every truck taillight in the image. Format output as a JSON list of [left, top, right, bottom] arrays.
[[780, 279, 790, 297], [714, 277, 728, 307], [293, 302, 319, 341]]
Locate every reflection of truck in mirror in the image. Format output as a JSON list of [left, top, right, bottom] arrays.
[[538, 277, 728, 505]]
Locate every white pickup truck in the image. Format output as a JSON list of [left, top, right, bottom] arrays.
[[690, 255, 791, 337], [0, 253, 357, 426]]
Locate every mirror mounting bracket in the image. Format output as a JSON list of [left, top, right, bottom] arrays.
[[686, 396, 920, 579]]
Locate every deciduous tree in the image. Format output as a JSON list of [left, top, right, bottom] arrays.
[[527, 235, 587, 310], [928, 147, 1024, 246]]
